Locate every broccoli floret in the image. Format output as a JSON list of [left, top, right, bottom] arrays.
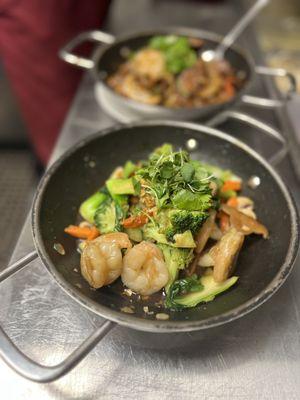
[[165, 227, 176, 242], [166, 210, 208, 241], [143, 223, 168, 244], [158, 244, 194, 293], [79, 191, 108, 223]]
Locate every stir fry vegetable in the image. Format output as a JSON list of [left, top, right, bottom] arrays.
[[107, 35, 245, 108], [65, 143, 269, 312]]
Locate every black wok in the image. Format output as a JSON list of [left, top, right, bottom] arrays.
[[0, 118, 298, 382], [60, 27, 296, 121]]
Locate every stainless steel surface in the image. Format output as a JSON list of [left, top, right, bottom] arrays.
[[0, 254, 114, 383], [0, 251, 38, 283], [203, 0, 269, 61], [1, 0, 300, 398], [0, 317, 114, 383]]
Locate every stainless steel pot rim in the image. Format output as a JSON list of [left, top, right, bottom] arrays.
[[32, 120, 299, 333], [92, 26, 255, 114]]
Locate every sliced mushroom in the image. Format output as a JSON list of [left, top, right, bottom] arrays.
[[221, 204, 269, 238], [195, 210, 216, 254], [235, 196, 257, 219], [212, 227, 244, 283]]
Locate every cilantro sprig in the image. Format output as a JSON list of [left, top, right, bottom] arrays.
[[136, 144, 213, 210]]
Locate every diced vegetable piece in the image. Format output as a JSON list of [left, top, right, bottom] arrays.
[[125, 228, 143, 242], [122, 214, 148, 228], [173, 230, 196, 248], [220, 189, 237, 200], [79, 191, 107, 223], [64, 225, 100, 240], [123, 161, 136, 178], [227, 197, 238, 208], [221, 180, 242, 192], [173, 275, 238, 308], [106, 178, 140, 196]]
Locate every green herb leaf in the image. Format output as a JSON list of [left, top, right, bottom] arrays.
[[172, 189, 211, 211], [181, 163, 195, 182], [149, 35, 197, 74], [160, 161, 174, 179]]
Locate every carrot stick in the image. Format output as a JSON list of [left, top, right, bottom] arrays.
[[221, 180, 242, 192], [122, 214, 148, 228], [227, 197, 238, 208], [224, 77, 235, 97], [64, 225, 100, 240]]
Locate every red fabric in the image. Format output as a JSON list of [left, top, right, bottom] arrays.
[[0, 0, 110, 164]]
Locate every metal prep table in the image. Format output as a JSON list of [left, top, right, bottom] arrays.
[[1, 1, 300, 398]]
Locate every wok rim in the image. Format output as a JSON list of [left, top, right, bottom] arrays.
[[32, 120, 299, 333], [91, 26, 255, 115]]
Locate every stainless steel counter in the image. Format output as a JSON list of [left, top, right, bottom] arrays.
[[1, 1, 300, 399]]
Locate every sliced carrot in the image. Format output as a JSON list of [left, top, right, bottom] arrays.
[[122, 214, 148, 228], [218, 211, 230, 233], [224, 76, 235, 98], [221, 180, 242, 192], [227, 197, 238, 208], [64, 225, 100, 240]]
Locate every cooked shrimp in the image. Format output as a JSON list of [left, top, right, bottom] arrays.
[[81, 233, 132, 289], [122, 241, 169, 295], [131, 49, 167, 81], [118, 75, 161, 105]]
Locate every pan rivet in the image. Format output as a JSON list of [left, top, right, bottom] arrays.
[[186, 138, 198, 150], [247, 175, 261, 189]]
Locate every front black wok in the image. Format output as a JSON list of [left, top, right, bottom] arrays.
[[33, 121, 299, 332]]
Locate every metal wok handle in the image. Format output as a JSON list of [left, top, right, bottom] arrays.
[[0, 252, 115, 382], [207, 110, 287, 166], [59, 30, 116, 69], [242, 66, 297, 108]]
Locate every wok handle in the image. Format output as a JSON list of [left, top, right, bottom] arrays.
[[59, 30, 116, 69], [242, 66, 297, 108], [0, 252, 115, 382], [207, 110, 287, 166]]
